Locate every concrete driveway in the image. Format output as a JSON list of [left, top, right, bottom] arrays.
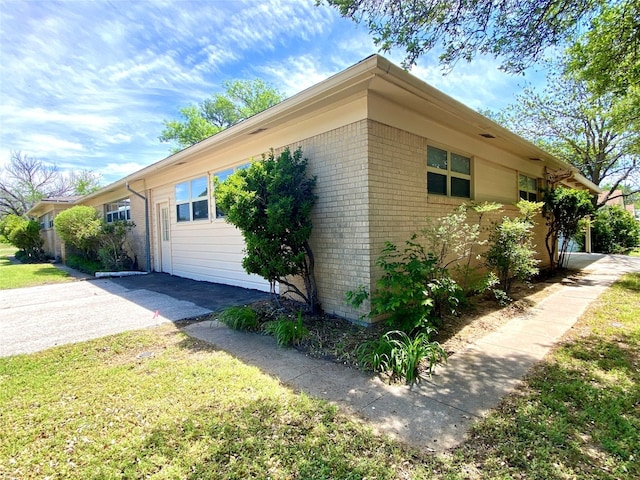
[[0, 273, 270, 357]]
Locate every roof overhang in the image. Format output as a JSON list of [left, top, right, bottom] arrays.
[[82, 54, 601, 201], [26, 197, 82, 217]]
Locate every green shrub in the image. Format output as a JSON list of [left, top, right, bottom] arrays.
[[54, 206, 102, 260], [217, 306, 259, 331], [423, 202, 502, 295], [216, 147, 319, 312], [485, 200, 542, 294], [590, 205, 640, 253], [0, 214, 45, 262], [263, 311, 309, 347], [347, 239, 463, 333], [65, 254, 102, 275], [356, 330, 446, 384], [97, 220, 135, 271]]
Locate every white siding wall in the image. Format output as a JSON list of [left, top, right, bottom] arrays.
[[150, 183, 270, 292]]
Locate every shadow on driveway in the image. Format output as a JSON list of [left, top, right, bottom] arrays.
[[107, 272, 271, 313]]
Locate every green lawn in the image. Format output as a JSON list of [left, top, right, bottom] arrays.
[[1, 273, 638, 479], [0, 243, 72, 290]]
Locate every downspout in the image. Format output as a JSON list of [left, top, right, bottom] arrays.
[[126, 182, 152, 272]]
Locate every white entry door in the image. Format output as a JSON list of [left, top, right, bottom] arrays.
[[158, 203, 172, 273]]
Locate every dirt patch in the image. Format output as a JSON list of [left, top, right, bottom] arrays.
[[236, 269, 582, 371]]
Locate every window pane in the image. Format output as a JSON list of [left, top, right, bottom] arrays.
[[451, 177, 471, 198], [161, 208, 170, 241], [191, 177, 208, 199], [175, 182, 189, 202], [528, 192, 538, 202], [192, 199, 209, 220], [427, 146, 448, 170], [427, 172, 447, 195], [528, 177, 537, 191], [519, 190, 528, 200], [451, 153, 470, 174], [518, 174, 528, 190], [214, 168, 234, 184], [176, 203, 190, 222]]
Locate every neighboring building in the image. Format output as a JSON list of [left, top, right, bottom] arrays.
[[598, 189, 625, 208], [34, 55, 600, 321], [27, 196, 81, 261], [598, 189, 637, 219]]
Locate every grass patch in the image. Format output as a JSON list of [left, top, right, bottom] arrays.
[[442, 272, 640, 479], [1, 273, 638, 479], [0, 243, 72, 290], [0, 326, 415, 479], [629, 248, 640, 257]]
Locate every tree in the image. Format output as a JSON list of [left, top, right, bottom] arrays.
[[0, 214, 45, 262], [590, 205, 640, 253], [0, 151, 102, 218], [567, 0, 640, 98], [215, 147, 319, 312], [69, 170, 102, 196], [493, 65, 640, 208], [324, 0, 601, 72], [160, 79, 285, 153], [54, 206, 103, 260], [542, 187, 594, 270]]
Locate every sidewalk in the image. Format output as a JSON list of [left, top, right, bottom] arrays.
[[183, 253, 640, 452]]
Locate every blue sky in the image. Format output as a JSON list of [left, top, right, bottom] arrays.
[[0, 0, 546, 185]]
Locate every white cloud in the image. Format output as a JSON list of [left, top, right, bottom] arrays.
[[410, 55, 533, 111], [25, 135, 84, 153], [98, 162, 148, 179], [257, 54, 340, 96], [0, 0, 548, 184]]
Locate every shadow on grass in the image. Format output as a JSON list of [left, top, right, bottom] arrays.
[[460, 331, 639, 480], [103, 390, 398, 479]]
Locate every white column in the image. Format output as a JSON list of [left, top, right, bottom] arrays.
[[585, 217, 592, 253]]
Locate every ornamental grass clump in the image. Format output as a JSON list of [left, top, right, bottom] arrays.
[[217, 306, 259, 331], [263, 311, 309, 347]]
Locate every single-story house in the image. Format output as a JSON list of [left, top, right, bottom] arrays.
[[34, 55, 600, 321]]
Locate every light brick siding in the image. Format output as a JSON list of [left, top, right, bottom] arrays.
[[288, 120, 372, 319], [269, 119, 555, 323]]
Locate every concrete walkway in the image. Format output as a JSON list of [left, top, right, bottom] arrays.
[[183, 253, 640, 452]]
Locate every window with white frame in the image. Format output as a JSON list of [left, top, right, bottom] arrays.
[[427, 145, 472, 198], [175, 176, 209, 222], [519, 174, 539, 201], [213, 163, 251, 218], [105, 199, 131, 223]]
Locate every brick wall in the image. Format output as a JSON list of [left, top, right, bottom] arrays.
[[224, 118, 551, 322], [291, 120, 372, 319]]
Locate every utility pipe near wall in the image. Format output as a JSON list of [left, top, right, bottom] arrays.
[[126, 182, 152, 272]]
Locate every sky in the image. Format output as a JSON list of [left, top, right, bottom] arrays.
[[0, 0, 548, 186]]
